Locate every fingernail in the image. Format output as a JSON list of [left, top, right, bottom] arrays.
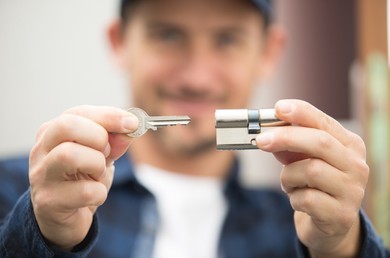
[[256, 132, 274, 147], [277, 101, 293, 114], [103, 143, 111, 158], [122, 115, 139, 131]]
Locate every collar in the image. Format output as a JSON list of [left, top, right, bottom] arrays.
[[112, 153, 241, 193], [111, 153, 274, 215]]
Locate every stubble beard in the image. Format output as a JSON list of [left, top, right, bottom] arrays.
[[153, 124, 216, 158]]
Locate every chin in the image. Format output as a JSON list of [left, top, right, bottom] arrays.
[[155, 124, 216, 156]]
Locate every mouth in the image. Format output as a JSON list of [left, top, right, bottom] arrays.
[[170, 99, 217, 116], [157, 89, 225, 117]]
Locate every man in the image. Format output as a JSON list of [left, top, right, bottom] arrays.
[[0, 0, 389, 257]]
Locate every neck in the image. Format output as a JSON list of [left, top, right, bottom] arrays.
[[128, 134, 235, 178]]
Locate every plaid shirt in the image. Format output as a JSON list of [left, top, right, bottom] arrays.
[[0, 154, 389, 258]]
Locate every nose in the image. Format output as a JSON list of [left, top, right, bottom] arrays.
[[177, 42, 220, 91]]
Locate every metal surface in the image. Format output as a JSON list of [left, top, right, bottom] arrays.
[[215, 108, 290, 150], [127, 107, 191, 137]]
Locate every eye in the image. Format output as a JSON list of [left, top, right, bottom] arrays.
[[216, 33, 238, 47], [157, 28, 182, 42]]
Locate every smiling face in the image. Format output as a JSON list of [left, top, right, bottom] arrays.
[[116, 0, 271, 156]]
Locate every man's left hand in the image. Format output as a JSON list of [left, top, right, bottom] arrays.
[[256, 99, 369, 258]]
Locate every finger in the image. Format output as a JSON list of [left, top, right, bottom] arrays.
[[288, 187, 340, 224], [100, 163, 115, 192], [51, 180, 108, 210], [273, 151, 309, 165], [274, 100, 352, 148], [64, 105, 138, 134], [65, 106, 136, 163], [40, 114, 110, 155], [280, 158, 347, 198], [106, 133, 133, 164], [35, 121, 51, 142], [256, 126, 351, 171], [44, 142, 107, 181], [31, 121, 55, 164]]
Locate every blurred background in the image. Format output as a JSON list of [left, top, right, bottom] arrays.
[[0, 0, 389, 246]]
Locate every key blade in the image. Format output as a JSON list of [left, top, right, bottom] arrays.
[[146, 116, 191, 129], [127, 107, 191, 137]]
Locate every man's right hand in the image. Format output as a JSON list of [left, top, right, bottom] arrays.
[[28, 106, 138, 251]]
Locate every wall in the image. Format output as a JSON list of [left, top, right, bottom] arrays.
[[0, 0, 359, 187], [0, 0, 127, 157]]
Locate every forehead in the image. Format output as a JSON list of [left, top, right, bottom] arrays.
[[127, 0, 264, 30]]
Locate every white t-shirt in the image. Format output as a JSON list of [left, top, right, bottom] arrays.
[[134, 164, 228, 258]]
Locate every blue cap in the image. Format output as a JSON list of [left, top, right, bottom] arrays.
[[120, 0, 272, 25], [251, 0, 272, 25]]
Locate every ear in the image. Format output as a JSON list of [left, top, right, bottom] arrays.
[[258, 25, 287, 80], [106, 19, 127, 69]]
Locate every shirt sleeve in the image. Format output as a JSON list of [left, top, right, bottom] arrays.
[[0, 190, 99, 258], [295, 209, 390, 258], [358, 210, 390, 258]]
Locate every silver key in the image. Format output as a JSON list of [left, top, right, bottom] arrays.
[[127, 107, 191, 137]]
